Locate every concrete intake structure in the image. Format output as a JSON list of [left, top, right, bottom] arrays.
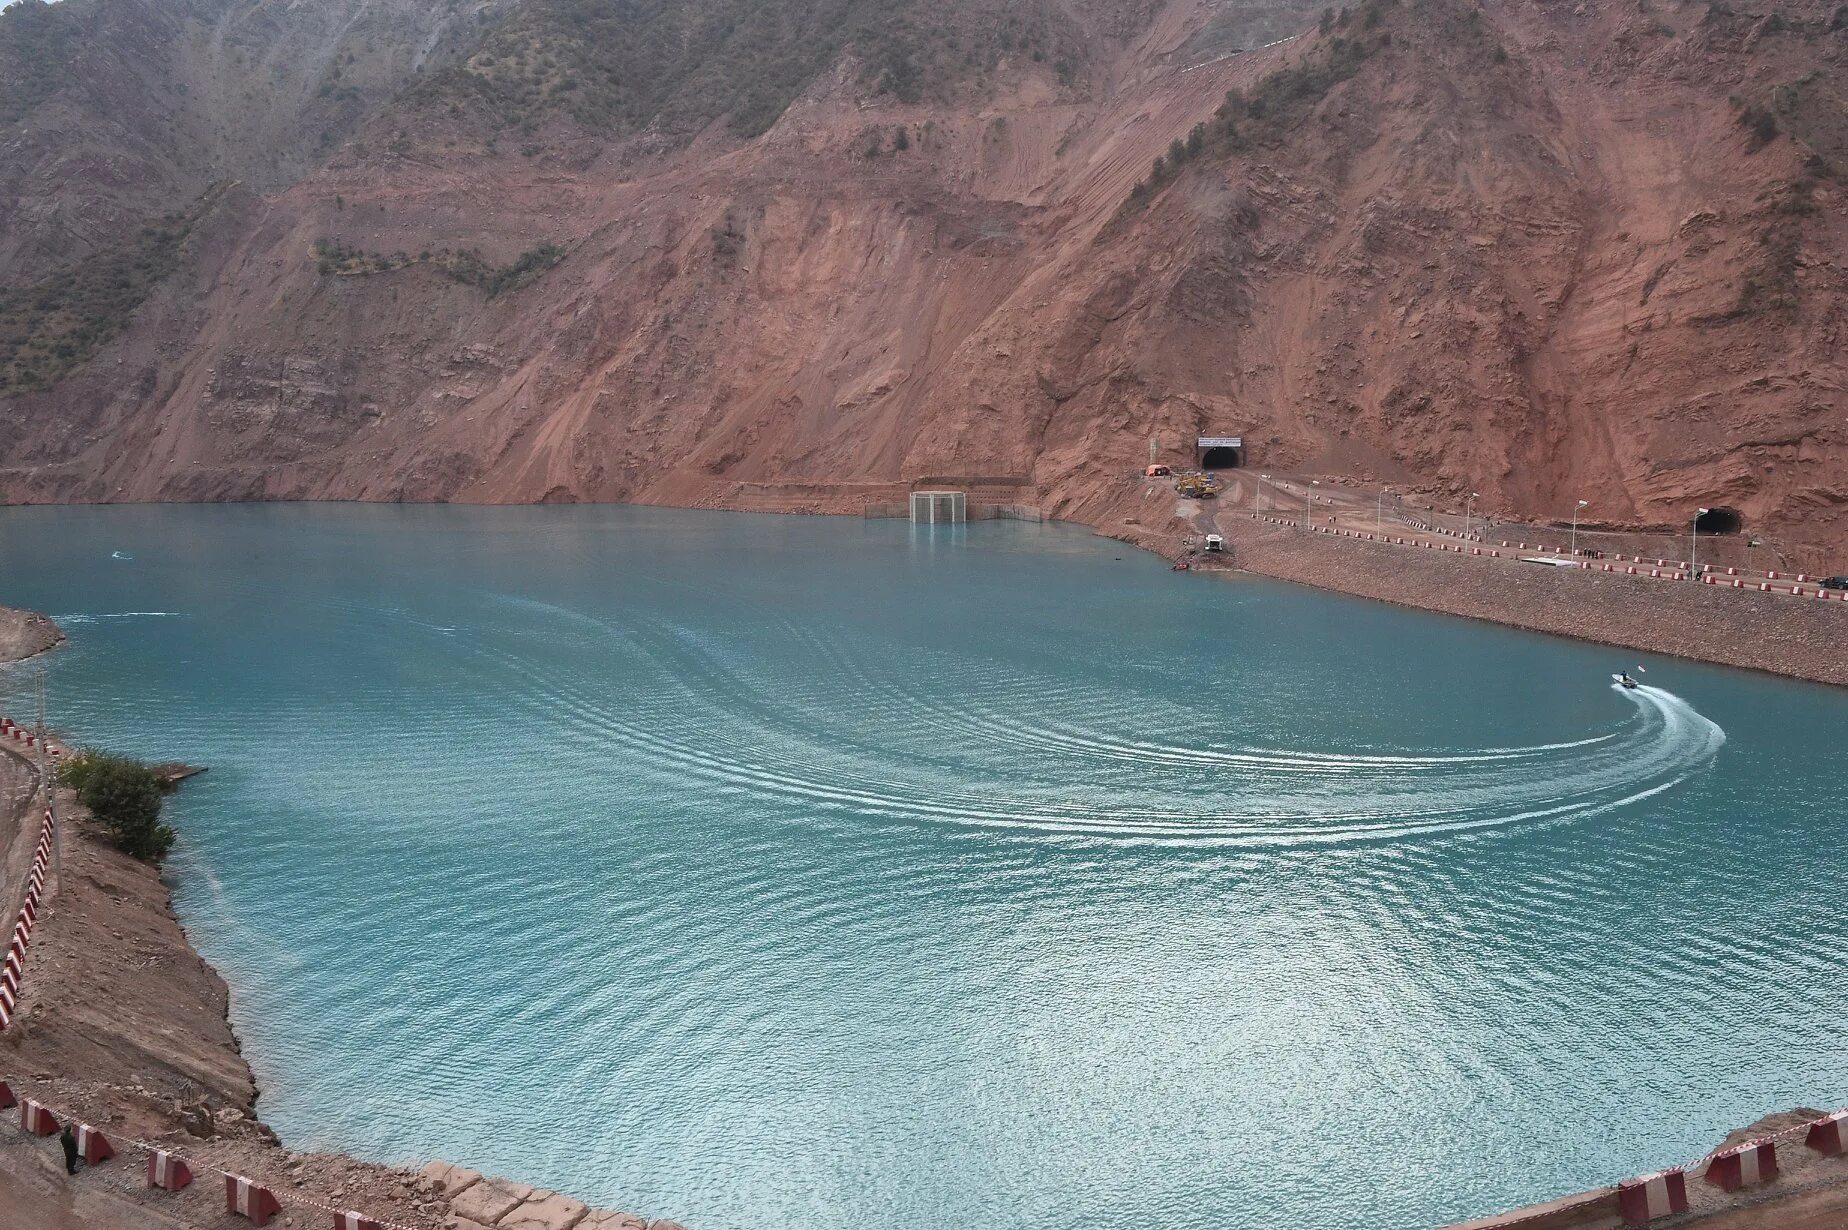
[[869, 500, 1041, 522], [909, 491, 967, 524]]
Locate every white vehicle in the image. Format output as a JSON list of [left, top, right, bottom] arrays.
[[1204, 534, 1224, 552]]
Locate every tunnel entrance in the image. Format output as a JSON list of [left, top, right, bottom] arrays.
[[1197, 436, 1244, 469], [1695, 507, 1743, 535]]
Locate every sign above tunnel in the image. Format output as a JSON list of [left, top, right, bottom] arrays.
[[1198, 436, 1243, 449]]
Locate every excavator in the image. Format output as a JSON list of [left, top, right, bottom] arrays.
[[1174, 473, 1219, 499]]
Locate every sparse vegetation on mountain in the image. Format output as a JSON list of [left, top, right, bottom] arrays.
[[711, 215, 748, 265], [1739, 103, 1780, 150], [415, 0, 1085, 139], [1126, 8, 1389, 211], [312, 239, 565, 296], [1731, 220, 1803, 317], [0, 0, 82, 124], [0, 200, 206, 394]]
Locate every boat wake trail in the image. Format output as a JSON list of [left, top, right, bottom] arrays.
[[474, 611, 1727, 847], [52, 611, 184, 624]]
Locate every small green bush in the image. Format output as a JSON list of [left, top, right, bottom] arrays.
[[57, 751, 176, 862]]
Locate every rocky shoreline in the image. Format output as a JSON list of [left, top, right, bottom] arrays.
[[0, 604, 64, 665]]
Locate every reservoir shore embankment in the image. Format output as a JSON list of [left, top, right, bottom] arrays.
[[1090, 481, 1848, 689]]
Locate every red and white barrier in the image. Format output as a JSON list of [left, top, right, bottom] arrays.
[[227, 1174, 284, 1226], [0, 1081, 13, 1109], [1617, 1169, 1688, 1223], [149, 1149, 194, 1191], [1704, 1138, 1775, 1191], [20, 1098, 58, 1136], [1805, 1110, 1848, 1156], [76, 1122, 115, 1164], [335, 1213, 384, 1230]]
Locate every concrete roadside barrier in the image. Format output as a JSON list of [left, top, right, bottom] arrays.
[[335, 1213, 385, 1230], [1617, 1169, 1688, 1223], [149, 1149, 194, 1191], [227, 1173, 285, 1225], [1805, 1110, 1848, 1156], [1703, 1138, 1776, 1191], [0, 1081, 14, 1109], [76, 1122, 115, 1164], [20, 1097, 58, 1135]]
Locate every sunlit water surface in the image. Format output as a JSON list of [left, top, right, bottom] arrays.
[[2, 505, 1844, 1230]]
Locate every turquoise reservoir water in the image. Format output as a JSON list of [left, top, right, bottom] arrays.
[[2, 504, 1845, 1230]]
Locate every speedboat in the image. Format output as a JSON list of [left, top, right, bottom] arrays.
[[1612, 672, 1639, 689]]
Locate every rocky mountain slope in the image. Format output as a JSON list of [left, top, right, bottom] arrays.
[[0, 0, 1842, 558], [0, 0, 510, 281]]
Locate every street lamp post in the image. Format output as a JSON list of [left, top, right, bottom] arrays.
[[1570, 499, 1589, 559], [1464, 491, 1479, 540], [1258, 474, 1271, 513], [1692, 508, 1709, 579], [1305, 480, 1319, 529], [1377, 487, 1388, 532]]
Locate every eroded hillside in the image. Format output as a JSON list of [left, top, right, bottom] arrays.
[[0, 0, 1842, 557]]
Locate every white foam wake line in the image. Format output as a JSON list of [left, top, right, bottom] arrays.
[[465, 604, 1727, 846], [800, 626, 1626, 771], [529, 662, 1725, 845], [53, 611, 183, 624]]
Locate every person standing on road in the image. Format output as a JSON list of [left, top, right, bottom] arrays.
[[59, 1122, 80, 1175]]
